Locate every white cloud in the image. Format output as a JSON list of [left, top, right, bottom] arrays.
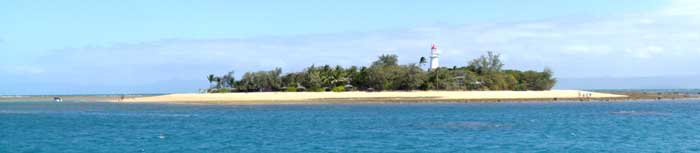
[[2, 65, 44, 75], [625, 46, 665, 59], [662, 0, 700, 16], [23, 0, 700, 86], [562, 45, 613, 55]]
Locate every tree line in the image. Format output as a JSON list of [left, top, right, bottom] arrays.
[[206, 51, 556, 93]]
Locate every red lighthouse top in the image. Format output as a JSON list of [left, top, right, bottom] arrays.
[[431, 44, 437, 49]]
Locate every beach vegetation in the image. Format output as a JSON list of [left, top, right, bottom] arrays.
[[312, 87, 326, 92], [286, 86, 298, 92], [332, 86, 345, 92], [205, 52, 556, 93], [218, 88, 230, 93]]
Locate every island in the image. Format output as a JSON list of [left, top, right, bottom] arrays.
[[120, 48, 635, 104]]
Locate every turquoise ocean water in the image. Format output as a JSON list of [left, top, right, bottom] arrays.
[[2, 100, 700, 152]]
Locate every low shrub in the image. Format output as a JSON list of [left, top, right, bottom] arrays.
[[331, 86, 345, 92], [217, 88, 230, 93], [311, 87, 325, 92]]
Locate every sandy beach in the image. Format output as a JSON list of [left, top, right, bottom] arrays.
[[119, 90, 628, 104]]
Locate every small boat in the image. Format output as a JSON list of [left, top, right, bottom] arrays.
[[53, 97, 63, 102]]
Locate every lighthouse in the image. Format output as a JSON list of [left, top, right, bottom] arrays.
[[429, 43, 440, 70]]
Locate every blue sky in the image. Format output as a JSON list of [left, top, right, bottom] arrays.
[[1, 0, 699, 94]]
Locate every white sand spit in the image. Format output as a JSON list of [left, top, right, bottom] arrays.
[[121, 90, 626, 104]]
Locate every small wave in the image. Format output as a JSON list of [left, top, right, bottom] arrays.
[[431, 121, 512, 129], [0, 110, 47, 114], [0, 95, 27, 98], [610, 110, 670, 116], [76, 112, 196, 117], [0, 110, 196, 117]]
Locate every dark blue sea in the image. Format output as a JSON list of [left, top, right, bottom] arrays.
[[2, 100, 700, 152]]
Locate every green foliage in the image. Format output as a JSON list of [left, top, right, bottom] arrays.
[[311, 87, 325, 92], [206, 51, 557, 92], [373, 54, 399, 67], [207, 72, 235, 93], [303, 68, 323, 90], [331, 86, 345, 92], [427, 68, 457, 90], [396, 64, 426, 90], [237, 68, 283, 92], [217, 88, 229, 93], [468, 51, 503, 75]]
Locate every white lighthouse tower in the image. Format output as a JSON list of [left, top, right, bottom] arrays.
[[429, 43, 440, 70]]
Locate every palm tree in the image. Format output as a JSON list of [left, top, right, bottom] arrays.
[[207, 74, 215, 88], [419, 56, 427, 68], [214, 77, 222, 89], [226, 71, 235, 90]]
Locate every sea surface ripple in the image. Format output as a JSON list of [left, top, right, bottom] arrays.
[[2, 100, 700, 152]]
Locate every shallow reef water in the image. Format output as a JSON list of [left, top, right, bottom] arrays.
[[2, 100, 700, 152]]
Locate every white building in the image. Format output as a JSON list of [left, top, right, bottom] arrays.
[[429, 43, 440, 70]]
